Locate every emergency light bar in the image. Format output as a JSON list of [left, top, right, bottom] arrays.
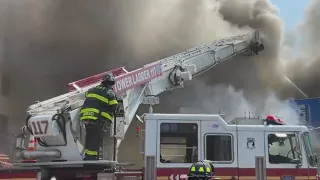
[[265, 115, 285, 125]]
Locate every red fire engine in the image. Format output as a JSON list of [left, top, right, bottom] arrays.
[[2, 30, 315, 180]]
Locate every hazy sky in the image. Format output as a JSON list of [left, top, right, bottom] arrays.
[[270, 0, 312, 31]]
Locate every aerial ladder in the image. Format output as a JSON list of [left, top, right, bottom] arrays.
[[10, 30, 264, 174]]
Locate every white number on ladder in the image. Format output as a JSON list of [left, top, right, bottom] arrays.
[[31, 120, 49, 135], [169, 174, 180, 180]]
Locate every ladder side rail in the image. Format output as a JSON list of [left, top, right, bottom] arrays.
[[67, 67, 128, 92], [145, 37, 256, 96], [156, 32, 252, 69], [27, 91, 81, 114]]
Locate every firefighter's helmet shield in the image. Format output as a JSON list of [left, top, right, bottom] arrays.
[[247, 137, 255, 150]]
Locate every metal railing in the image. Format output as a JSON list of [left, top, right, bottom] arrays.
[[255, 156, 266, 180], [144, 156, 156, 180]]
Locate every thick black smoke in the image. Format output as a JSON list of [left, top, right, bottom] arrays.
[[156, 0, 302, 118], [0, 0, 300, 136]]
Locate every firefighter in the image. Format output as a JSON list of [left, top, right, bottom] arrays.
[[187, 160, 214, 180], [80, 72, 118, 160]]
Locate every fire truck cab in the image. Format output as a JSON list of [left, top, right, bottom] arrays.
[[143, 113, 318, 180]]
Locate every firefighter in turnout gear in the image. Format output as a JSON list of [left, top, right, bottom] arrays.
[[80, 72, 118, 160], [187, 160, 214, 180]]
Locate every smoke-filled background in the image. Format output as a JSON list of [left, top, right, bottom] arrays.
[[0, 0, 319, 153], [284, 0, 320, 97]]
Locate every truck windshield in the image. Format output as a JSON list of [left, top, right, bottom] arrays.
[[302, 132, 317, 167], [268, 133, 301, 164]]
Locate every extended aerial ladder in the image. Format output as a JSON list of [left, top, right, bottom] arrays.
[[14, 30, 264, 168]]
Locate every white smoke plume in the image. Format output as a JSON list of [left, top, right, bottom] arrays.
[[178, 83, 300, 124]]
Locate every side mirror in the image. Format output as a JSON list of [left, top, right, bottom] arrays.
[[210, 163, 215, 173], [309, 154, 319, 166]]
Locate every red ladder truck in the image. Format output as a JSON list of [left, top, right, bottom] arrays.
[[2, 30, 314, 180]]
